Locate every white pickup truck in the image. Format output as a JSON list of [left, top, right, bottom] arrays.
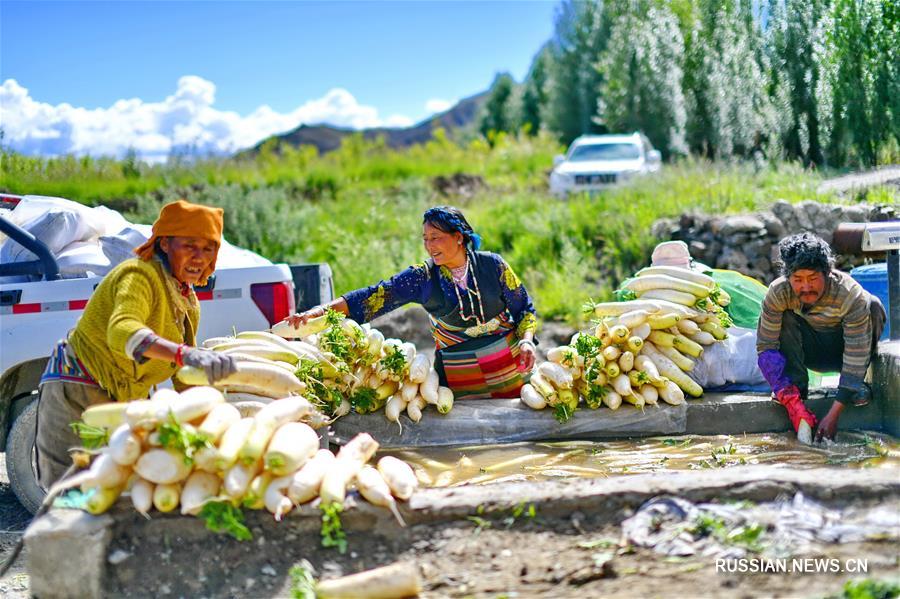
[[0, 194, 333, 511]]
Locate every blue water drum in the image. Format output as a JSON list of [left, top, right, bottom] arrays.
[[850, 262, 891, 340]]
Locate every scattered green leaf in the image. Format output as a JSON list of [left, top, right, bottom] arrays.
[[320, 502, 348, 554], [199, 501, 252, 541]]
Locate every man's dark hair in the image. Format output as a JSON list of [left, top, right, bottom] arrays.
[[778, 232, 835, 277]]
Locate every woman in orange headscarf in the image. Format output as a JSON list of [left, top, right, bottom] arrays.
[[34, 200, 236, 492]]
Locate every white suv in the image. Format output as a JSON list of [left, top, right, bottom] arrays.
[[549, 133, 661, 197]]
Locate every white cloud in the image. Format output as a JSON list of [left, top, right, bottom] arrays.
[[0, 77, 414, 161], [424, 98, 453, 114]]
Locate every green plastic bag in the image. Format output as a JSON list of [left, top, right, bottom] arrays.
[[703, 268, 768, 330]]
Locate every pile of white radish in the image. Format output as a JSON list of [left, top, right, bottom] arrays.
[[617, 266, 732, 327], [520, 278, 730, 422], [69, 386, 418, 526], [264, 309, 455, 426]]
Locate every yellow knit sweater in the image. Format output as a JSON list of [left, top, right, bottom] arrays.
[[69, 257, 200, 401]]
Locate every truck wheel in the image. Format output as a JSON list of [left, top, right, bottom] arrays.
[[6, 400, 45, 514]]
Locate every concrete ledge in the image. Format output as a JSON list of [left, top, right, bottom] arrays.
[[23, 510, 113, 599], [26, 466, 900, 597], [873, 340, 900, 436]]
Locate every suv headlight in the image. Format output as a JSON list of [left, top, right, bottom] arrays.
[[550, 171, 573, 184]]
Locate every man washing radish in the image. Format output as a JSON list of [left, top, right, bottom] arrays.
[[756, 233, 885, 444]]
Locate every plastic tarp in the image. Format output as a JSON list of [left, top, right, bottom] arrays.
[[330, 398, 687, 448]]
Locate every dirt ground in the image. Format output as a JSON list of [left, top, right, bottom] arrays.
[[100, 496, 900, 599], [0, 453, 34, 598]]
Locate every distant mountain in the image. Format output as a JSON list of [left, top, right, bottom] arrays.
[[244, 90, 488, 156]]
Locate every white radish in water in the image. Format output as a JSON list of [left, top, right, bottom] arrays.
[[519, 383, 547, 410], [385, 396, 408, 427], [215, 417, 255, 471], [639, 384, 659, 405], [264, 475, 294, 521], [408, 353, 430, 383], [420, 369, 440, 404], [224, 460, 261, 499], [436, 387, 454, 415], [169, 385, 225, 422], [356, 466, 406, 526], [107, 424, 142, 466], [153, 482, 180, 513], [238, 397, 315, 465], [376, 456, 418, 500], [264, 422, 319, 476], [288, 449, 336, 504], [180, 471, 220, 515], [399, 381, 419, 403], [131, 478, 154, 517], [406, 396, 427, 422], [197, 403, 241, 443], [315, 562, 422, 599], [319, 433, 380, 505], [135, 449, 192, 484]]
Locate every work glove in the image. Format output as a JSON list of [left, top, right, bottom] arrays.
[[773, 384, 817, 444], [181, 347, 236, 384], [757, 350, 791, 393]]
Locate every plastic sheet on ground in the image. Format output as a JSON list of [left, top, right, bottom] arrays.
[[329, 398, 687, 448], [689, 326, 767, 390], [622, 493, 900, 559]]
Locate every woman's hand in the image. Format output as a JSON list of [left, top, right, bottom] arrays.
[[284, 306, 325, 329], [518, 339, 536, 372], [181, 347, 236, 383]]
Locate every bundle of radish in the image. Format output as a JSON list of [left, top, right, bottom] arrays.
[[522, 281, 730, 419], [66, 391, 419, 540], [268, 309, 454, 426]]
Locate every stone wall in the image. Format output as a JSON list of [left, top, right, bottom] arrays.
[[651, 200, 897, 283]]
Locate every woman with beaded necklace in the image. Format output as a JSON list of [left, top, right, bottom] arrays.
[[284, 206, 537, 400]]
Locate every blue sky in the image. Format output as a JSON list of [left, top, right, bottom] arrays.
[[1, 1, 557, 160]]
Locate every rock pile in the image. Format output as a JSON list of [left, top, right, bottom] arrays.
[[652, 200, 897, 283]]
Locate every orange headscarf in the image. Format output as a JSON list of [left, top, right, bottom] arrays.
[[134, 200, 224, 285]]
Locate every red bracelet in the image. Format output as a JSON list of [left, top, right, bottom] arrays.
[[174, 344, 188, 367]]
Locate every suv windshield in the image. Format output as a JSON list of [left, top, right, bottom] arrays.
[[568, 142, 641, 161]]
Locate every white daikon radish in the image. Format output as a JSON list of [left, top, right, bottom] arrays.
[[399, 381, 418, 403], [239, 397, 315, 465], [632, 322, 652, 340], [215, 417, 255, 471], [537, 362, 573, 389], [242, 472, 273, 510], [519, 383, 547, 410], [84, 453, 131, 489], [193, 446, 219, 473], [131, 478, 154, 517], [230, 401, 269, 418], [224, 460, 261, 499], [264, 422, 319, 476], [356, 465, 405, 526], [271, 313, 330, 339], [333, 397, 351, 418], [107, 424, 142, 466], [197, 403, 241, 443], [315, 562, 422, 599], [618, 351, 635, 373], [84, 485, 124, 515], [385, 396, 407, 431], [169, 385, 224, 422], [420, 369, 439, 404], [436, 387, 454, 414], [288, 449, 336, 504], [676, 319, 702, 336], [176, 362, 304, 397], [81, 402, 128, 430], [135, 449, 192, 484], [319, 433, 379, 505], [602, 390, 622, 410], [406, 396, 427, 422], [639, 384, 659, 405], [261, 475, 293, 520], [658, 380, 686, 405], [408, 353, 430, 384], [153, 482, 180, 513], [201, 336, 233, 348], [180, 471, 220, 515], [376, 456, 418, 500]]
